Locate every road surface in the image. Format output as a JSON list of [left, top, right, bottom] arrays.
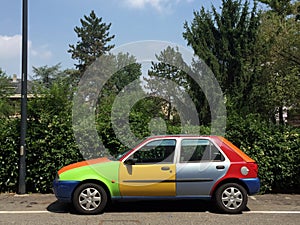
[[0, 193, 299, 225]]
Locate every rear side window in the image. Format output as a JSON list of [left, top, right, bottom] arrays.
[[180, 139, 225, 163]]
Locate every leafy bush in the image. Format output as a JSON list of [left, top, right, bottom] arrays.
[[0, 116, 83, 193], [0, 80, 84, 193], [226, 114, 300, 193], [0, 119, 19, 192], [25, 114, 83, 193]]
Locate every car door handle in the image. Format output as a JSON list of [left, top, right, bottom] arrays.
[[216, 165, 225, 170], [161, 166, 170, 171]]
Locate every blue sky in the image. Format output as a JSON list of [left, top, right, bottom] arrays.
[[0, 0, 224, 77]]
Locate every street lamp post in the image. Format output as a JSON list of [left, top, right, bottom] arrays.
[[18, 0, 28, 194]]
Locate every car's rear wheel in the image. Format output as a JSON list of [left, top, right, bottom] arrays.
[[214, 183, 248, 214], [72, 183, 108, 215]]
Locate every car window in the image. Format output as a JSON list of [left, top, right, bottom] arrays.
[[116, 149, 130, 160], [180, 139, 225, 163], [129, 139, 176, 164]]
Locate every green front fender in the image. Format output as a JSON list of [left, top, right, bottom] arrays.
[[59, 161, 121, 197]]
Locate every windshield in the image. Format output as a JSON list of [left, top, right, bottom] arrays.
[[116, 150, 131, 160]]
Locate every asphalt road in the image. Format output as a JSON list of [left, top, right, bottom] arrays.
[[0, 193, 299, 225]]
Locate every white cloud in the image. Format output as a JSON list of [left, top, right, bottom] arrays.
[[0, 34, 52, 60], [124, 0, 194, 13], [0, 35, 22, 59], [0, 34, 53, 75]]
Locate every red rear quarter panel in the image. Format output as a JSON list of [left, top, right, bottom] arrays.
[[210, 136, 259, 194]]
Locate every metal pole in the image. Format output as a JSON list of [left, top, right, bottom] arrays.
[[18, 0, 28, 194]]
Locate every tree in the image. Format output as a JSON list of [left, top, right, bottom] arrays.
[[95, 53, 143, 155], [254, 0, 300, 124], [183, 0, 261, 114], [0, 68, 10, 97], [29, 65, 75, 121], [0, 68, 13, 117], [259, 0, 294, 15], [68, 10, 115, 73], [145, 46, 190, 122], [100, 52, 142, 96], [32, 63, 63, 88], [26, 75, 82, 192]]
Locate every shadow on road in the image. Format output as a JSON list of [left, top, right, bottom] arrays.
[[47, 200, 74, 213], [47, 199, 221, 214]]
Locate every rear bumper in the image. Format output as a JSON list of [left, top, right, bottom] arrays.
[[53, 180, 80, 202], [240, 178, 260, 195]]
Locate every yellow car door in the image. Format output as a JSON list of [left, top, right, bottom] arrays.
[[119, 139, 176, 196]]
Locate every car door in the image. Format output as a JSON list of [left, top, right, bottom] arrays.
[[119, 139, 176, 196], [176, 138, 230, 197]]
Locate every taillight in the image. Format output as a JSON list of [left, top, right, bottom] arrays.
[[248, 162, 258, 176]]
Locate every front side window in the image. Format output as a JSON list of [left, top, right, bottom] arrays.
[[129, 139, 176, 164], [180, 139, 225, 163]]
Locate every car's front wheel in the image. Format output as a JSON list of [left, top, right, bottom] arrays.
[[72, 183, 108, 215], [214, 183, 248, 214]]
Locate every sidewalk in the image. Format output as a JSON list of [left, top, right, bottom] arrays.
[[247, 194, 300, 211], [0, 193, 56, 211]]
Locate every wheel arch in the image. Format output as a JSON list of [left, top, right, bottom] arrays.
[[211, 178, 250, 197], [72, 179, 112, 202]]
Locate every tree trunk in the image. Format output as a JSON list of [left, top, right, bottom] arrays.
[[278, 106, 284, 125]]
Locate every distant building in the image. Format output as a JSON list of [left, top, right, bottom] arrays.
[[8, 74, 34, 117], [275, 106, 300, 127], [287, 109, 300, 127], [8, 74, 34, 99]]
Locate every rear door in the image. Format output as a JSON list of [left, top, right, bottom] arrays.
[[176, 138, 230, 197]]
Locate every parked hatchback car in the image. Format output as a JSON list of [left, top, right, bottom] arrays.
[[53, 135, 260, 214]]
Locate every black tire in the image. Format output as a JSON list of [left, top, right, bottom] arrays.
[[72, 183, 108, 215], [214, 183, 248, 214]]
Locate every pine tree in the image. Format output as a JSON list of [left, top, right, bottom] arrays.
[[68, 10, 115, 73], [183, 0, 260, 113]]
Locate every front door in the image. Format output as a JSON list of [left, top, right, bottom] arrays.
[[119, 139, 176, 196]]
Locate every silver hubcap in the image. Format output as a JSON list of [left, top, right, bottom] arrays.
[[79, 187, 102, 211], [221, 187, 243, 210]]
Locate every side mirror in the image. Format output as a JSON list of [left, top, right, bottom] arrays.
[[124, 158, 136, 165]]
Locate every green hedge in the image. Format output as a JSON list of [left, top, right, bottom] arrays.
[[0, 119, 19, 192], [0, 113, 299, 193], [226, 114, 300, 193], [0, 116, 83, 193], [0, 82, 84, 193]]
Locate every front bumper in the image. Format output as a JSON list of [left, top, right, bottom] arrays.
[[240, 178, 260, 195], [53, 179, 80, 202]]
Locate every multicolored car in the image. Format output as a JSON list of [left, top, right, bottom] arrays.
[[53, 135, 260, 214]]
